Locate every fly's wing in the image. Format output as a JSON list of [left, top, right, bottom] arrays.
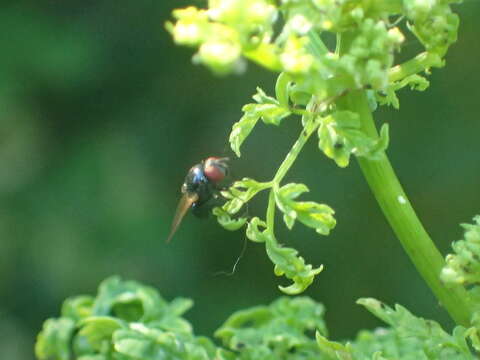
[[166, 192, 199, 243]]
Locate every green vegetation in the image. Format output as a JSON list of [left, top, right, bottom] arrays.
[[34, 0, 480, 358]]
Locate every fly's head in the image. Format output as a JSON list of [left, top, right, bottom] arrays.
[[203, 157, 229, 183]]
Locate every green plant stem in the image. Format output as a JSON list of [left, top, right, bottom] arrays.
[[273, 118, 317, 184], [337, 89, 474, 326], [389, 52, 442, 82], [267, 190, 276, 235], [266, 116, 319, 233]]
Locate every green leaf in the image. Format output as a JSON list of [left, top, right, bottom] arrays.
[[92, 276, 168, 323], [79, 316, 124, 350], [61, 295, 94, 322], [168, 297, 194, 317], [216, 297, 327, 357], [252, 87, 291, 125], [318, 111, 389, 167], [266, 236, 323, 295], [369, 123, 390, 160], [113, 327, 182, 359], [246, 217, 269, 243], [229, 111, 260, 158], [275, 72, 292, 107], [377, 74, 430, 109], [76, 355, 107, 360], [289, 82, 312, 106], [316, 332, 353, 360], [36, 277, 226, 360], [220, 177, 271, 215], [229, 87, 291, 157], [113, 326, 215, 360], [255, 103, 291, 125], [252, 86, 277, 104], [274, 183, 336, 235], [213, 207, 248, 231], [354, 298, 474, 358], [35, 317, 76, 360]]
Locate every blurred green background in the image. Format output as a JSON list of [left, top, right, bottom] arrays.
[[1, 1, 479, 359]]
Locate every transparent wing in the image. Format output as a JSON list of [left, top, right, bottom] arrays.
[[166, 192, 199, 243]]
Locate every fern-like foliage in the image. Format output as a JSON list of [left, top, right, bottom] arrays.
[[166, 0, 464, 294], [35, 277, 479, 360]]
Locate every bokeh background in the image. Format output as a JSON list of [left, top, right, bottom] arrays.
[[1, 1, 480, 359]]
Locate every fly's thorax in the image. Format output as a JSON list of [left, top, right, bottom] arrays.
[[183, 164, 206, 192], [180, 163, 213, 206]]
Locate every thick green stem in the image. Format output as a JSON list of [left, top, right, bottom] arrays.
[[337, 90, 473, 326]]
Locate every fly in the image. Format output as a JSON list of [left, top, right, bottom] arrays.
[[166, 157, 229, 243]]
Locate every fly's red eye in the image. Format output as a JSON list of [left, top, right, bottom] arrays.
[[203, 157, 228, 182]]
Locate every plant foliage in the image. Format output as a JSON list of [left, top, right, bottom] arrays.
[[36, 276, 480, 359], [35, 1, 480, 359], [167, 0, 463, 293]]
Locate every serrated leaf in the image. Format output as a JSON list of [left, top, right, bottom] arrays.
[[213, 207, 248, 231], [229, 87, 292, 156], [229, 112, 260, 157], [61, 295, 94, 322], [35, 277, 222, 360], [283, 213, 295, 229], [289, 85, 312, 106], [225, 178, 270, 202], [250, 87, 291, 125], [246, 217, 269, 243], [216, 297, 326, 356], [256, 103, 291, 125], [168, 297, 194, 317], [252, 87, 277, 104], [35, 318, 76, 360], [265, 237, 323, 294], [92, 276, 167, 323], [367, 123, 389, 160], [221, 178, 270, 215], [318, 111, 389, 167], [113, 327, 181, 359], [275, 183, 336, 235], [295, 201, 337, 235], [113, 326, 214, 360], [316, 332, 352, 360], [378, 74, 430, 109], [79, 316, 124, 350], [355, 298, 473, 358], [277, 182, 309, 200], [376, 87, 400, 109]]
